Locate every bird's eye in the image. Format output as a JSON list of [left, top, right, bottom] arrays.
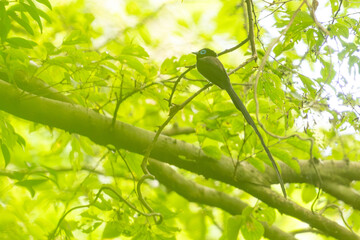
[[200, 49, 207, 54]]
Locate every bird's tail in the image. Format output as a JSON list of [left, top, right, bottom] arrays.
[[226, 84, 287, 198]]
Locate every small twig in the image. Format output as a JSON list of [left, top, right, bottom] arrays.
[[332, 0, 343, 24], [49, 186, 160, 239], [111, 69, 124, 126], [116, 149, 137, 190], [245, 0, 257, 58], [290, 228, 325, 236], [319, 204, 353, 232], [310, 187, 322, 213], [305, 0, 330, 36], [258, 2, 287, 22], [162, 126, 195, 136], [218, 38, 249, 56], [168, 67, 195, 107], [228, 55, 257, 75], [137, 174, 162, 224], [100, 78, 175, 110]]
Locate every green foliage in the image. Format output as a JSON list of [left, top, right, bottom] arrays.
[[0, 0, 360, 239], [301, 184, 317, 203], [202, 145, 222, 160], [221, 207, 265, 240]]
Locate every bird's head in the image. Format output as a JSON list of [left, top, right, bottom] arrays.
[[192, 48, 217, 58]]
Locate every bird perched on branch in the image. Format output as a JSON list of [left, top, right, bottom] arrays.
[[193, 48, 287, 198]]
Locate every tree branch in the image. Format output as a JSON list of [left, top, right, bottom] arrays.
[[0, 79, 359, 240], [148, 159, 298, 240]]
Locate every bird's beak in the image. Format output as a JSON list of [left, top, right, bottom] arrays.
[[192, 51, 198, 55]]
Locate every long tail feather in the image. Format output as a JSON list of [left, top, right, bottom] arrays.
[[225, 85, 287, 198]]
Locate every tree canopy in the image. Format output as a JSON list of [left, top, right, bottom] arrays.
[[0, 0, 360, 239]]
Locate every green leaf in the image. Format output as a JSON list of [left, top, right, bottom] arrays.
[[8, 11, 34, 35], [240, 218, 264, 240], [330, 0, 339, 14], [35, 0, 52, 10], [121, 44, 149, 58], [271, 148, 300, 174], [160, 57, 179, 74], [198, 129, 223, 142], [286, 138, 311, 155], [0, 120, 18, 148], [273, 42, 294, 56], [333, 23, 349, 38], [118, 55, 146, 75], [230, 117, 245, 133], [77, 139, 93, 158], [306, 28, 316, 46], [301, 184, 316, 203], [242, 206, 253, 217], [37, 8, 51, 23], [254, 203, 276, 226], [299, 74, 316, 95], [248, 157, 265, 172], [47, 56, 72, 70], [292, 11, 313, 30], [224, 215, 242, 240], [214, 108, 236, 118], [124, 153, 143, 178], [43, 41, 56, 54], [102, 221, 122, 238], [349, 210, 360, 231], [263, 72, 285, 107], [23, 1, 42, 32], [63, 30, 89, 45], [103, 187, 122, 201], [15, 179, 48, 197], [0, 2, 11, 42], [80, 211, 101, 221], [192, 101, 209, 112], [82, 222, 102, 233], [178, 54, 195, 67], [246, 98, 272, 114], [319, 57, 336, 83], [6, 37, 37, 49], [16, 133, 26, 149], [10, 172, 26, 181], [139, 25, 151, 44], [273, 43, 283, 57], [349, 56, 359, 74], [93, 196, 112, 211], [202, 145, 222, 160], [1, 142, 10, 166]]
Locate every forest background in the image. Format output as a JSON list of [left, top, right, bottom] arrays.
[[0, 0, 360, 239]]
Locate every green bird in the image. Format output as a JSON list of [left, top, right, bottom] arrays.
[[193, 48, 287, 198]]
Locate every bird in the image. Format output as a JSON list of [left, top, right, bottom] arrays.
[[193, 48, 287, 198]]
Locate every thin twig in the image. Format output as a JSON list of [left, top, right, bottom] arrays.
[[218, 38, 249, 56], [245, 0, 257, 58], [228, 55, 257, 75], [305, 0, 330, 35], [49, 186, 160, 239], [168, 67, 195, 107], [319, 204, 353, 232]]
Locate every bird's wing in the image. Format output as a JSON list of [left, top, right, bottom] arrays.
[[197, 56, 231, 89]]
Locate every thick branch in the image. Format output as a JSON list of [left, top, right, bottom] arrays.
[[148, 159, 298, 240], [0, 79, 359, 240], [322, 181, 360, 211]]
